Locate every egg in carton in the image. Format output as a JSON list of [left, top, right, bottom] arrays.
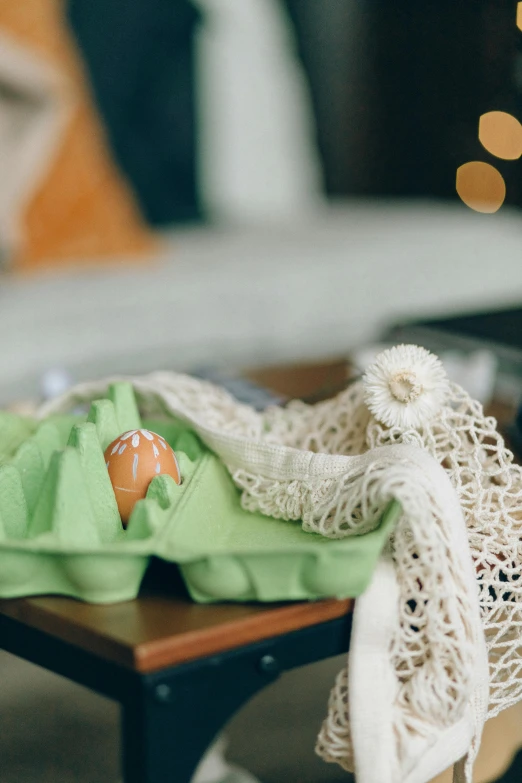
[[0, 383, 399, 604]]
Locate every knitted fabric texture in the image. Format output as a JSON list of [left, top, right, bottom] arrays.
[[40, 347, 506, 783]]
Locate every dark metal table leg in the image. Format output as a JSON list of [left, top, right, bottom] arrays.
[[121, 616, 351, 783], [122, 654, 279, 783]]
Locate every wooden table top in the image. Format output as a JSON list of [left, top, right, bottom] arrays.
[[0, 569, 352, 674], [0, 360, 354, 674]]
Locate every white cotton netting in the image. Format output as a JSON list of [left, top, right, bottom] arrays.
[[365, 382, 522, 721], [228, 383, 489, 773], [235, 378, 520, 771], [39, 366, 515, 779]]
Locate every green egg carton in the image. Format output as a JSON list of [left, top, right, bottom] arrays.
[[0, 383, 399, 604]]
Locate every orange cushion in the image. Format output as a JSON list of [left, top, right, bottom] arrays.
[[1, 0, 156, 272]]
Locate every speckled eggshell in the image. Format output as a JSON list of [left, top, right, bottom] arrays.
[[104, 429, 181, 525]]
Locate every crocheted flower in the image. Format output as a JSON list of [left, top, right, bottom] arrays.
[[363, 345, 449, 429]]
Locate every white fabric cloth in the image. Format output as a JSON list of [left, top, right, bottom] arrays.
[[193, 0, 324, 221], [193, 734, 261, 783], [40, 370, 492, 783]]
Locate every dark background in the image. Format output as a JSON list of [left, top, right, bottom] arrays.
[[67, 0, 522, 224]]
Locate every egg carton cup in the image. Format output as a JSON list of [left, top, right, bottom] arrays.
[[0, 383, 399, 604]]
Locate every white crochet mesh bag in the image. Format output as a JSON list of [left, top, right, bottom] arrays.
[[41, 344, 520, 783]]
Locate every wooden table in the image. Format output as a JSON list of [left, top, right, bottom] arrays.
[[1, 360, 515, 782], [0, 360, 354, 783]]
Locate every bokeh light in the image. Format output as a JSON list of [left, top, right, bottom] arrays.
[[517, 2, 522, 31], [456, 161, 506, 213], [479, 111, 522, 160]]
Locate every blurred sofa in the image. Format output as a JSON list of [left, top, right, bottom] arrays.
[[2, 200, 522, 405]]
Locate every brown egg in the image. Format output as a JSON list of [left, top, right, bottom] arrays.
[[104, 429, 181, 525]]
